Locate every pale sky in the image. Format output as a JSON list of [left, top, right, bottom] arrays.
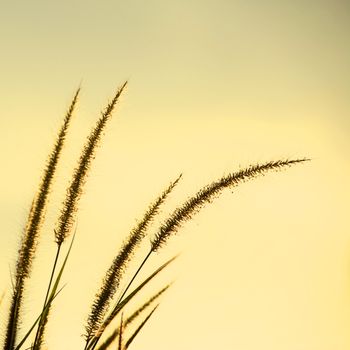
[[0, 1, 350, 350]]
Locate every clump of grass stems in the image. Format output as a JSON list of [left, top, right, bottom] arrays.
[[4, 87, 80, 350], [1, 83, 309, 350]]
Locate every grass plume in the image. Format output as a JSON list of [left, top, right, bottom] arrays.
[[55, 82, 127, 246], [4, 87, 80, 350], [151, 158, 309, 251]]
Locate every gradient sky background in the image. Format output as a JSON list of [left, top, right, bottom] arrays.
[[0, 1, 350, 349]]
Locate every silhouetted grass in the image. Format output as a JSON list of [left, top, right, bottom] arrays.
[[1, 83, 308, 350], [4, 87, 80, 350]]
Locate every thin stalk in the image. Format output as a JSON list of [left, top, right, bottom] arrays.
[[5, 289, 20, 350], [32, 243, 62, 348], [116, 249, 153, 306], [14, 286, 65, 350]]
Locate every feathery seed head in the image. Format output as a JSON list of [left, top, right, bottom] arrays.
[[15, 87, 81, 280], [55, 82, 127, 245], [4, 87, 80, 350], [151, 158, 309, 251]]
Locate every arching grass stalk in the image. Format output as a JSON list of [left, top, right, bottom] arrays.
[[4, 87, 80, 350], [151, 159, 309, 251]]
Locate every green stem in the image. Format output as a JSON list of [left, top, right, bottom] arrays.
[[117, 249, 153, 306], [33, 243, 62, 349]]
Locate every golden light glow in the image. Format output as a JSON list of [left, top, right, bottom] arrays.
[[0, 1, 349, 349]]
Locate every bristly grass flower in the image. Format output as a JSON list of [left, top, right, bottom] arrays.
[[4, 87, 80, 350]]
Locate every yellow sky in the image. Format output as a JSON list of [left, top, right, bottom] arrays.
[[0, 1, 350, 349]]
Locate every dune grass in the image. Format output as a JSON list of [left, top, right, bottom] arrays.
[[1, 83, 308, 350]]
